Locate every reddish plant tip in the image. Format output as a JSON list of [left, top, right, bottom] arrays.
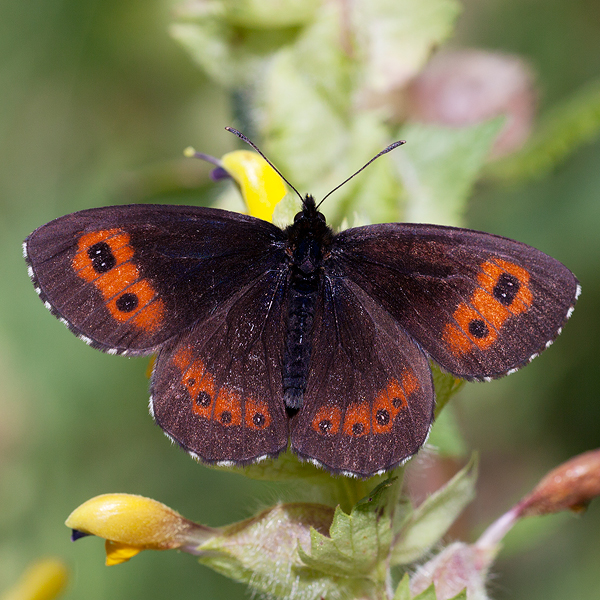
[[519, 449, 600, 517], [405, 50, 536, 158]]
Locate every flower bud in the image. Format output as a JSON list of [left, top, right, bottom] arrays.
[[195, 503, 337, 597], [518, 448, 600, 517], [65, 494, 214, 565], [404, 50, 536, 157], [410, 542, 490, 600]]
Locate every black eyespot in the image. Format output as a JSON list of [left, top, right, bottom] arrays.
[[88, 242, 116, 273], [469, 319, 489, 339], [392, 397, 404, 408], [376, 409, 390, 426], [197, 391, 211, 407], [319, 419, 332, 433], [220, 411, 232, 424], [116, 293, 139, 313], [252, 413, 265, 427], [493, 273, 520, 306], [186, 377, 196, 387], [352, 422, 364, 436]]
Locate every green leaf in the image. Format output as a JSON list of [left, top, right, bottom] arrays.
[[196, 502, 364, 600], [395, 119, 504, 226], [427, 405, 468, 458], [487, 79, 600, 183], [413, 583, 438, 600], [221, 0, 321, 28], [298, 479, 395, 579], [412, 584, 469, 600], [428, 365, 468, 458], [352, 0, 462, 92], [393, 573, 412, 600], [170, 6, 303, 89], [213, 450, 389, 513], [261, 47, 347, 189], [325, 114, 403, 227], [432, 365, 465, 418], [390, 454, 478, 565], [288, 3, 353, 116], [213, 449, 334, 482], [285, 112, 401, 228]]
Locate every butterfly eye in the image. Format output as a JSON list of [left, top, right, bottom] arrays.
[[293, 212, 304, 223]]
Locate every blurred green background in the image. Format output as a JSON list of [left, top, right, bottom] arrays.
[[1, 0, 599, 599]]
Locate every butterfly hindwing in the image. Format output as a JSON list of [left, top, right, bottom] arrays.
[[150, 269, 289, 464], [24, 204, 286, 354], [291, 277, 434, 477], [328, 223, 580, 380], [25, 192, 580, 477]]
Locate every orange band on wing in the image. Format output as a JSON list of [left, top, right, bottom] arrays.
[[372, 370, 420, 434], [342, 402, 371, 437], [72, 229, 164, 332], [173, 348, 216, 418], [245, 398, 271, 430], [214, 388, 243, 427], [311, 405, 342, 435], [173, 348, 265, 428], [444, 258, 534, 356]]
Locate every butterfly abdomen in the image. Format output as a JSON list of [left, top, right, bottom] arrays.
[[282, 278, 319, 411], [282, 198, 333, 412]]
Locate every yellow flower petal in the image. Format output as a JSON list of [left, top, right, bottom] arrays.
[[65, 494, 210, 553], [221, 150, 287, 222], [104, 541, 143, 566], [1, 558, 68, 600]]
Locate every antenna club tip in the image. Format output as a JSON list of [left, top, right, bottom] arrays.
[[225, 127, 248, 143], [183, 146, 196, 158]]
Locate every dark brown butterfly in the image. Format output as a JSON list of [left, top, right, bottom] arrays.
[[24, 138, 579, 477]]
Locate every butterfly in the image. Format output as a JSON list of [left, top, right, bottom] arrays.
[[24, 136, 580, 478]]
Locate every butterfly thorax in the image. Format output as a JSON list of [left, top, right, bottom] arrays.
[[282, 195, 333, 412]]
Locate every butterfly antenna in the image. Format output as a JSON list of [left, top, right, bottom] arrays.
[[225, 126, 304, 203], [316, 140, 406, 209]]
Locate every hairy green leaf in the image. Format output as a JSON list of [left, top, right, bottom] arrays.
[[298, 479, 395, 579], [196, 503, 359, 600], [413, 583, 438, 600], [393, 573, 412, 600], [395, 119, 504, 226], [353, 0, 462, 93], [391, 454, 478, 565]]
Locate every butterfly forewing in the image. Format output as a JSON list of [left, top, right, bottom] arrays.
[[329, 223, 579, 380], [291, 277, 434, 477], [25, 204, 286, 354], [151, 269, 290, 464], [25, 193, 579, 478]]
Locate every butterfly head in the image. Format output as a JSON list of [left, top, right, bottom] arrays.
[[282, 195, 334, 276], [288, 195, 331, 237]]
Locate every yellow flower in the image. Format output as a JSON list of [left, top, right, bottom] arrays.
[[221, 150, 287, 221], [1, 558, 68, 600], [65, 494, 214, 566], [185, 147, 287, 222]]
